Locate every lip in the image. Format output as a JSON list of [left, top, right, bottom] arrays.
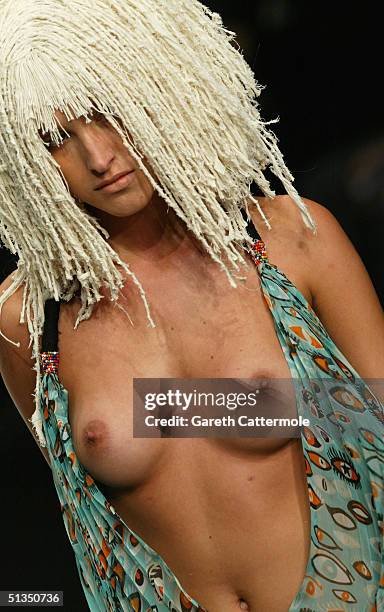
[[95, 170, 135, 192]]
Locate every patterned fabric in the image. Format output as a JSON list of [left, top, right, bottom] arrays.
[[40, 238, 384, 612]]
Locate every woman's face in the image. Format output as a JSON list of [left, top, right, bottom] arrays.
[[43, 110, 155, 217]]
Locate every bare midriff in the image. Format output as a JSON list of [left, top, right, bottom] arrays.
[[57, 238, 312, 612]]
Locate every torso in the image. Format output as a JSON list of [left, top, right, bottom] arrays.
[[56, 202, 313, 611]]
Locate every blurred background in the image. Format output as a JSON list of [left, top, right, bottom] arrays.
[[1, 2, 383, 610]]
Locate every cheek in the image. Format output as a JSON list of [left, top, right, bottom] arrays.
[[135, 169, 156, 200], [138, 157, 157, 187], [52, 151, 86, 197]]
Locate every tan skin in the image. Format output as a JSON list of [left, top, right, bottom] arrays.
[[1, 111, 383, 611]]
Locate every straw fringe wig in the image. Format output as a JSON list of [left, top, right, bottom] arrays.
[[0, 0, 316, 447]]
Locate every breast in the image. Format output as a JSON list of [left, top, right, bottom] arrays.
[[67, 365, 298, 496], [69, 386, 171, 491], [58, 255, 299, 493]]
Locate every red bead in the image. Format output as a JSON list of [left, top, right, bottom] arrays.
[[41, 351, 60, 374], [250, 239, 268, 265]]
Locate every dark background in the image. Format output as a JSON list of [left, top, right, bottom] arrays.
[[1, 2, 383, 610]]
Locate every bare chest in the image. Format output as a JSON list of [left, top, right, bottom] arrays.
[[56, 254, 310, 489]]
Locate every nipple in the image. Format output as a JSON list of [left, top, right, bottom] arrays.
[[83, 419, 109, 446]]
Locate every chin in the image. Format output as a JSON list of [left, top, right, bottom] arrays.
[[89, 195, 153, 218], [111, 206, 148, 218]]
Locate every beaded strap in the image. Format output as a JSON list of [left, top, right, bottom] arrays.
[[249, 239, 268, 265], [41, 351, 60, 374]]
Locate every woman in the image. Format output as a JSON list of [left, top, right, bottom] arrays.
[[0, 1, 383, 611]]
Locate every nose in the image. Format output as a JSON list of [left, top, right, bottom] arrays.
[[79, 124, 116, 176]]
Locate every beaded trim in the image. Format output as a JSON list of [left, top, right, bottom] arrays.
[[249, 239, 268, 265], [41, 351, 60, 374]]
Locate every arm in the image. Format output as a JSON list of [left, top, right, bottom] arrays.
[[303, 198, 384, 400], [0, 276, 51, 468], [250, 195, 384, 400]]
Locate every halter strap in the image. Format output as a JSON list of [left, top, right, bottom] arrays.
[[41, 298, 61, 353], [240, 207, 262, 241]]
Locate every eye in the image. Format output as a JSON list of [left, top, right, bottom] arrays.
[[308, 483, 322, 509], [39, 128, 70, 150], [308, 451, 331, 470], [347, 500, 372, 525], [328, 447, 361, 489], [312, 552, 354, 584], [326, 505, 356, 529], [353, 560, 372, 580], [303, 426, 321, 448], [332, 589, 357, 603], [90, 110, 110, 124], [134, 567, 145, 586]]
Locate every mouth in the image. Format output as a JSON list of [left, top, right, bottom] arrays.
[[95, 170, 135, 191]]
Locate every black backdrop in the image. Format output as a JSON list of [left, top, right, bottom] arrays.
[[1, 2, 382, 611]]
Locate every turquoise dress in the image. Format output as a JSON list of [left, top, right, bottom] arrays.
[[39, 216, 384, 611]]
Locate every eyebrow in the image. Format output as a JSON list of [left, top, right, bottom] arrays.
[[37, 125, 68, 137], [37, 110, 100, 140], [55, 115, 72, 130]]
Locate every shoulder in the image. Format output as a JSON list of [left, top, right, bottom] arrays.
[[0, 274, 51, 465], [0, 273, 31, 363], [250, 195, 384, 384], [247, 194, 357, 281], [248, 193, 328, 246], [0, 272, 35, 411], [247, 195, 319, 302]]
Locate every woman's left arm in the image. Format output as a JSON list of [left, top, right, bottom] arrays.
[[304, 198, 384, 399]]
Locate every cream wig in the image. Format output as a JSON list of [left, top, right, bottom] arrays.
[[0, 0, 316, 447]]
